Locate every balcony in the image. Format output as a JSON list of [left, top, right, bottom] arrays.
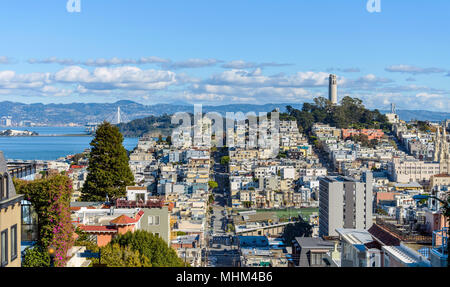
[[432, 227, 448, 256], [115, 198, 165, 209]]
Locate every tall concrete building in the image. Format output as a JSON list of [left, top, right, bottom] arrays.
[[319, 172, 373, 237], [328, 74, 338, 105]]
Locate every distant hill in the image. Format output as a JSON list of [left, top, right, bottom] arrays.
[[117, 114, 177, 138], [0, 100, 448, 126], [380, 110, 450, 122]]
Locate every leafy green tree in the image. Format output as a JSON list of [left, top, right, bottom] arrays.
[[81, 121, 134, 201], [281, 219, 312, 244], [94, 244, 147, 267], [110, 230, 185, 267], [165, 135, 172, 146], [376, 208, 388, 216], [417, 121, 432, 133], [220, 156, 230, 165], [284, 96, 392, 135], [22, 246, 51, 267], [208, 180, 218, 190], [157, 134, 163, 144], [277, 152, 287, 159], [117, 114, 179, 138], [71, 152, 85, 166], [208, 194, 215, 204]]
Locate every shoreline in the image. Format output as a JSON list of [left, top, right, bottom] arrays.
[[0, 134, 139, 138]]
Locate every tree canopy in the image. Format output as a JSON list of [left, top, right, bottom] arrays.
[[81, 121, 135, 201], [109, 230, 186, 267], [281, 219, 313, 244], [220, 156, 230, 165], [208, 180, 218, 190], [117, 114, 178, 138], [285, 96, 392, 134]]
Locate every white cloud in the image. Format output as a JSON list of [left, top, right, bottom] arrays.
[[28, 57, 75, 65], [54, 66, 91, 82], [385, 65, 446, 75], [183, 92, 225, 102], [327, 67, 361, 73], [0, 57, 14, 65], [0, 70, 51, 90], [162, 58, 221, 69], [207, 69, 330, 88], [222, 60, 292, 69], [0, 62, 448, 112], [27, 56, 220, 70], [53, 66, 177, 91]]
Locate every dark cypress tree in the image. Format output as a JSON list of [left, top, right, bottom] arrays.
[[165, 135, 172, 146], [81, 121, 134, 201]]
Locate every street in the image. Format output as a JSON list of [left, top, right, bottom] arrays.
[[204, 150, 240, 267]]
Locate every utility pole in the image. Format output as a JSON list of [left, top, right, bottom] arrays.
[[184, 246, 187, 267]]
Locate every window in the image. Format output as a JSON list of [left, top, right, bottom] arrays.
[[0, 174, 7, 200], [136, 193, 145, 202], [1, 229, 8, 266], [11, 225, 17, 261], [3, 174, 8, 199], [311, 252, 324, 266], [148, 216, 160, 226]]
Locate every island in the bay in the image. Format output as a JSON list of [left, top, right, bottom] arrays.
[[0, 129, 39, 136]]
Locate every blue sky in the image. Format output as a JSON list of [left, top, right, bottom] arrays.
[[0, 0, 449, 111]]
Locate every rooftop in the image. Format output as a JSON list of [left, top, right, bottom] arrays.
[[238, 236, 269, 248], [368, 223, 401, 246], [78, 225, 117, 233], [382, 245, 430, 266], [293, 237, 334, 249], [110, 214, 136, 225], [336, 229, 374, 245]]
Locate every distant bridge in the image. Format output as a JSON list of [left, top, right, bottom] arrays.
[[85, 106, 131, 134]]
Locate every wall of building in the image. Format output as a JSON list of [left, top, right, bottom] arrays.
[[140, 207, 170, 244], [0, 201, 22, 267]]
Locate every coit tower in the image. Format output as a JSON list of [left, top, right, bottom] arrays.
[[329, 74, 338, 105]]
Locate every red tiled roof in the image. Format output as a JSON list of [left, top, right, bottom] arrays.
[[110, 214, 136, 225], [70, 165, 87, 169], [135, 210, 145, 221]]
